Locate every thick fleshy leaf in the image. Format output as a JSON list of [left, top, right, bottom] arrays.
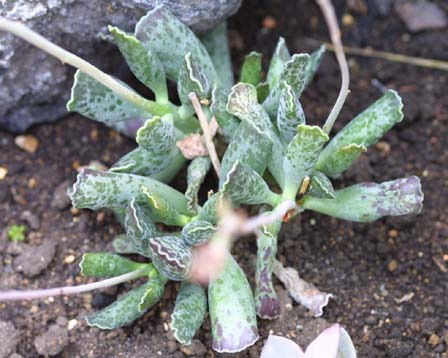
[[267, 37, 291, 90], [221, 161, 280, 206], [210, 85, 240, 140], [171, 282, 207, 345], [267, 133, 288, 189], [197, 192, 225, 224], [70, 169, 191, 215], [109, 26, 167, 101], [338, 327, 357, 358], [240, 51, 262, 86], [124, 198, 159, 257], [112, 234, 138, 254], [304, 45, 325, 88], [261, 335, 305, 358], [80, 253, 146, 277], [255, 221, 281, 319], [86, 279, 165, 329], [135, 6, 216, 83], [149, 235, 193, 280], [136, 116, 175, 153], [201, 22, 233, 90], [67, 70, 149, 125], [317, 90, 403, 178], [185, 157, 211, 213], [182, 220, 216, 247], [177, 52, 212, 107], [208, 254, 259, 353], [256, 82, 270, 103], [308, 171, 336, 199], [303, 176, 423, 222], [277, 81, 306, 143], [283, 125, 329, 197], [305, 324, 340, 358]]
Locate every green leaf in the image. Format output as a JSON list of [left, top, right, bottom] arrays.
[[201, 22, 233, 90], [240, 51, 262, 86], [136, 115, 176, 153], [256, 82, 270, 103], [308, 171, 336, 199], [138, 276, 166, 312], [197, 192, 225, 224], [209, 254, 259, 353], [171, 282, 207, 345], [67, 70, 150, 125], [277, 81, 306, 143], [303, 176, 423, 222], [304, 44, 325, 88], [177, 52, 212, 107], [135, 6, 217, 83], [109, 26, 168, 102], [112, 234, 138, 254], [283, 125, 329, 197], [86, 278, 165, 329], [182, 220, 216, 247], [267, 37, 291, 90], [80, 253, 146, 277], [221, 161, 280, 206], [317, 90, 403, 178], [149, 235, 193, 280], [210, 85, 240, 140], [70, 169, 192, 215], [185, 157, 211, 213]]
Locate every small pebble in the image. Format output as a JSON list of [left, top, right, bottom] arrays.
[[67, 319, 78, 331], [428, 333, 440, 346], [0, 320, 20, 358], [27, 177, 37, 189], [388, 229, 399, 238], [14, 239, 57, 277], [19, 211, 40, 230], [51, 181, 72, 210], [34, 324, 69, 356], [262, 16, 277, 29], [64, 255, 76, 264], [387, 259, 398, 272], [342, 13, 355, 26], [0, 167, 7, 180], [180, 339, 207, 356], [14, 134, 39, 153]]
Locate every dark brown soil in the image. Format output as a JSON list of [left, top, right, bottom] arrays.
[[1, 0, 447, 357]]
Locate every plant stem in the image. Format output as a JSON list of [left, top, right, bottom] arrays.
[[243, 199, 296, 233], [0, 267, 148, 301], [315, 0, 350, 135], [0, 17, 171, 116]]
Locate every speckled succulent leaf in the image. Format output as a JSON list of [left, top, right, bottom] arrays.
[[185, 157, 211, 213], [112, 234, 138, 254], [219, 121, 273, 187], [182, 220, 216, 247], [283, 125, 329, 196], [256, 82, 270, 103], [80, 253, 146, 278], [221, 161, 280, 206], [138, 276, 166, 312], [136, 115, 175, 153], [70, 169, 191, 214], [148, 235, 193, 280], [197, 192, 225, 224], [210, 85, 240, 140], [304, 45, 325, 88], [277, 81, 306, 143], [255, 220, 281, 319], [67, 70, 149, 125], [338, 327, 357, 358], [171, 282, 207, 345], [178, 52, 212, 107], [86, 279, 164, 329], [135, 6, 217, 83], [109, 26, 168, 101], [124, 198, 159, 257], [201, 22, 233, 90], [317, 90, 403, 175], [240, 51, 262, 86], [208, 254, 259, 353], [141, 186, 191, 226], [308, 171, 336, 199], [303, 176, 423, 222], [267, 37, 291, 90], [316, 143, 366, 179], [267, 133, 287, 189]]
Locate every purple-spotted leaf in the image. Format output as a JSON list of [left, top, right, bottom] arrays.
[[303, 176, 423, 222], [308, 171, 336, 199], [210, 85, 240, 140], [277, 81, 306, 143], [283, 125, 329, 198], [135, 6, 217, 83], [182, 220, 216, 247], [109, 26, 168, 102], [197, 192, 225, 224], [149, 235, 193, 280], [185, 157, 211, 213], [208, 254, 259, 353], [86, 278, 165, 329], [240, 51, 262, 86], [221, 161, 280, 206], [171, 282, 207, 345], [267, 37, 291, 90], [80, 253, 147, 278], [67, 70, 149, 125], [317, 90, 403, 178]]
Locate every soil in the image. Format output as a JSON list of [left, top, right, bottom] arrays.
[[1, 0, 447, 357]]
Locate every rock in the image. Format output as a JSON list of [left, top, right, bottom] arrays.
[[19, 210, 40, 230], [34, 324, 69, 356], [9, 354, 24, 358], [180, 339, 207, 356], [14, 135, 39, 154], [395, 0, 448, 32], [51, 180, 71, 210], [0, 0, 241, 133], [0, 321, 20, 358], [14, 239, 57, 277]]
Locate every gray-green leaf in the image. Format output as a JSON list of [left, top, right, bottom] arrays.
[[240, 51, 262, 86], [80, 253, 146, 277], [185, 157, 211, 213], [267, 37, 291, 90], [182, 220, 216, 247], [304, 44, 325, 88], [308, 171, 336, 199], [210, 85, 240, 140], [277, 81, 306, 143]]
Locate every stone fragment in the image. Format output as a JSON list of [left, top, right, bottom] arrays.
[[0, 321, 20, 358], [34, 324, 69, 356], [14, 239, 57, 277], [395, 0, 448, 32]]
